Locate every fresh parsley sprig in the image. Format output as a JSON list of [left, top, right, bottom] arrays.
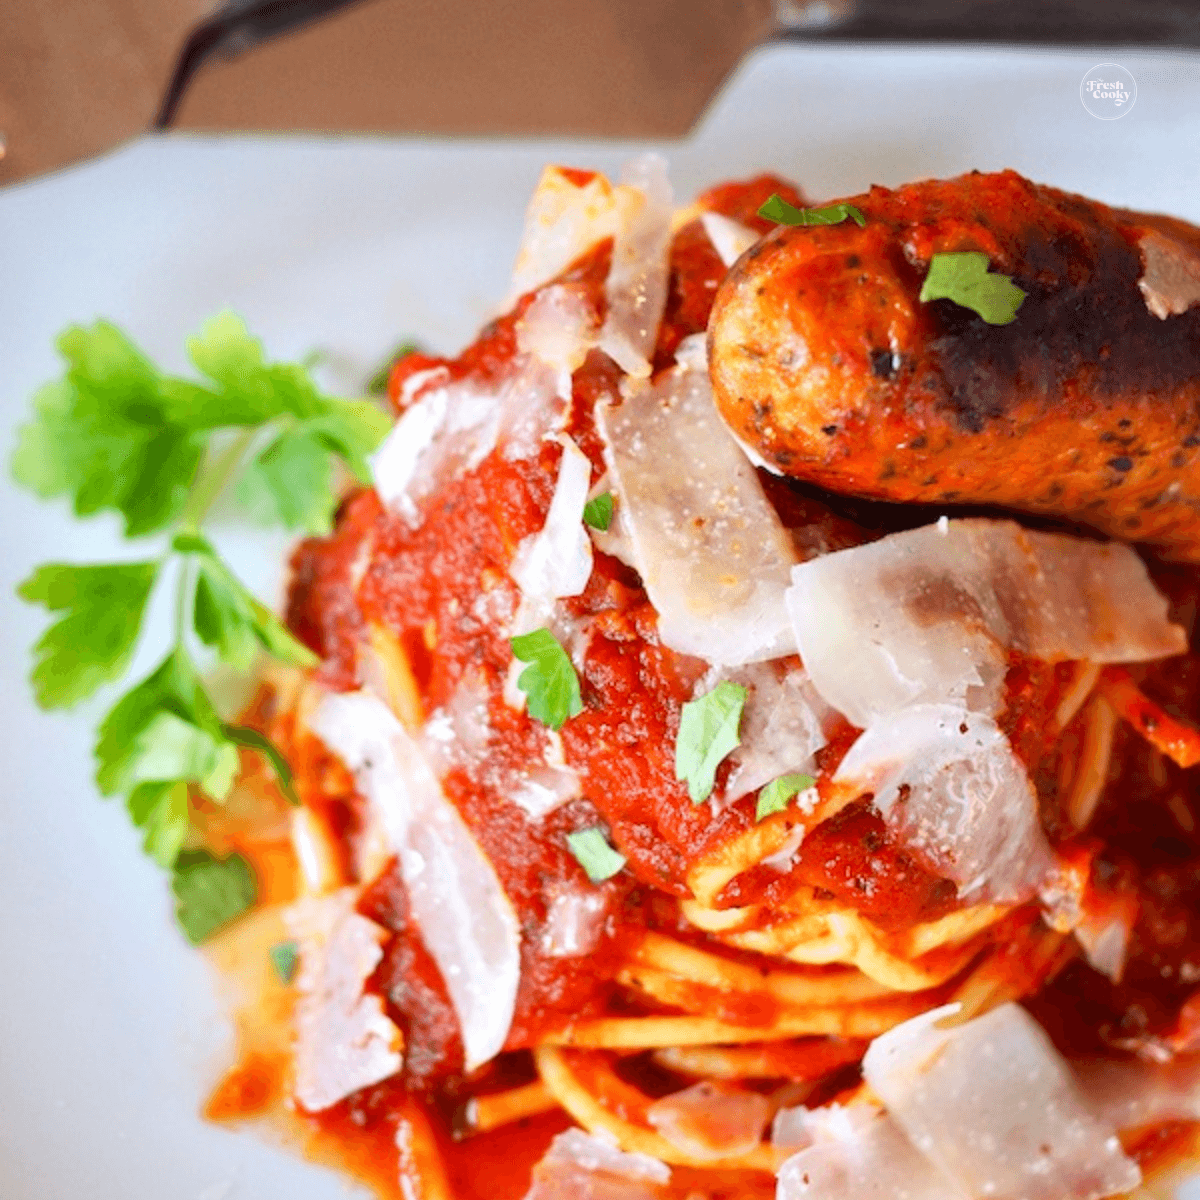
[[13, 312, 390, 942]]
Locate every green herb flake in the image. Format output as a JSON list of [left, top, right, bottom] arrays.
[[510, 628, 583, 730], [566, 826, 627, 883], [755, 773, 817, 823], [757, 195, 867, 229], [582, 492, 614, 532], [918, 251, 1026, 326], [583, 492, 614, 535], [674, 680, 748, 804], [269, 939, 300, 985], [172, 850, 257, 945]]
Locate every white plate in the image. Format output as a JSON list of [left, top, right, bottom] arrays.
[[2, 42, 1199, 1200]]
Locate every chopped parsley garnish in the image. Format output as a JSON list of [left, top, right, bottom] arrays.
[[13, 312, 389, 942], [757, 195, 867, 228], [172, 850, 258, 945], [675, 680, 748, 804], [755, 773, 817, 823], [566, 826, 627, 883], [269, 939, 301, 985], [510, 628, 583, 730], [582, 492, 614, 532], [918, 251, 1026, 326]]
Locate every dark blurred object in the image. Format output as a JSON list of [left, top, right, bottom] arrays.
[[795, 0, 1200, 44], [2, 0, 1198, 187]]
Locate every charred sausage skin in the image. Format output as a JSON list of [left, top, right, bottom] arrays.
[[707, 170, 1200, 559]]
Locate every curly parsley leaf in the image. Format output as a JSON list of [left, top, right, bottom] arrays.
[[755, 773, 817, 823], [583, 492, 614, 532], [511, 628, 583, 731], [566, 826, 627, 883], [127, 780, 191, 869], [94, 652, 237, 801], [919, 251, 1026, 326], [11, 324, 205, 537], [175, 532, 316, 671], [236, 427, 339, 534], [17, 561, 160, 708], [675, 680, 747, 804], [757, 195, 867, 228], [269, 939, 300, 984], [172, 850, 257, 945]]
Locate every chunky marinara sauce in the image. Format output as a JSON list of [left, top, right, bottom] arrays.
[[211, 173, 1200, 1196]]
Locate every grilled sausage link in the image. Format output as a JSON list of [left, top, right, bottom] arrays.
[[707, 170, 1200, 559]]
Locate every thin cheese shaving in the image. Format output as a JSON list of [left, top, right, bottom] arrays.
[[308, 690, 521, 1070], [525, 1129, 670, 1200], [507, 167, 622, 306], [598, 154, 673, 378], [596, 360, 798, 665], [833, 705, 1053, 903], [788, 518, 1185, 727], [862, 1003, 1141, 1200], [510, 435, 594, 617], [288, 889, 403, 1112], [699, 211, 760, 268], [1137, 227, 1200, 319]]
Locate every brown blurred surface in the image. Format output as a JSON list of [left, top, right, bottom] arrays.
[[0, 0, 776, 186]]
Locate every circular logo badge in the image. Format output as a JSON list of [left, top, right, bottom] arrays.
[[1080, 63, 1137, 120]]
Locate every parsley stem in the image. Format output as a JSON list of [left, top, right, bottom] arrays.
[[175, 557, 192, 650], [178, 428, 258, 533]]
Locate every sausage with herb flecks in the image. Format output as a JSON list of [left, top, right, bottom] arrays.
[[707, 169, 1200, 559]]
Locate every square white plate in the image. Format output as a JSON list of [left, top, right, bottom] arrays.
[[2, 41, 1199, 1200]]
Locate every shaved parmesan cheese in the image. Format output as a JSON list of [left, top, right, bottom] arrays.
[[862, 1003, 1141, 1200], [596, 360, 798, 665], [833, 705, 1053, 902], [525, 1129, 670, 1200], [510, 435, 594, 616], [517, 283, 597, 400], [776, 1104, 962, 1200], [700, 211, 760, 268], [673, 331, 708, 373], [598, 154, 673, 378], [1137, 228, 1200, 319], [1074, 906, 1134, 982], [542, 882, 609, 957], [371, 356, 563, 525], [308, 691, 521, 1070], [288, 889, 403, 1112], [788, 518, 1185, 728], [722, 663, 831, 803], [1075, 1057, 1200, 1131], [511, 759, 582, 820], [419, 673, 492, 779], [646, 1081, 770, 1161], [507, 167, 623, 306]]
